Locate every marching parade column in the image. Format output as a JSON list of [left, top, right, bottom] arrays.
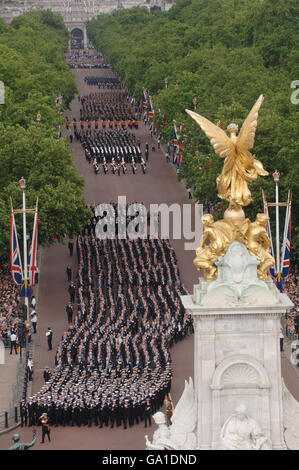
[[181, 243, 293, 450]]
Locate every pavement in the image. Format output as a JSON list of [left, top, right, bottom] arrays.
[[0, 54, 298, 450], [0, 349, 19, 416]]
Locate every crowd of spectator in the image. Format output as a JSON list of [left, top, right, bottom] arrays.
[[0, 263, 19, 347], [284, 267, 299, 338]]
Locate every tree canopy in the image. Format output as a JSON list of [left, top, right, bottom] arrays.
[[0, 11, 90, 256], [87, 0, 299, 259]]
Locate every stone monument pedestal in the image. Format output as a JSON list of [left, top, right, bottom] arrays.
[[181, 242, 293, 450]]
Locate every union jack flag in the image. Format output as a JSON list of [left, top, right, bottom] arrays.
[[177, 154, 183, 168], [281, 208, 291, 279], [10, 211, 23, 285]]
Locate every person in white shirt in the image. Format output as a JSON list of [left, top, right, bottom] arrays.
[[46, 328, 53, 351], [27, 357, 34, 381], [31, 313, 37, 334], [10, 332, 18, 355]]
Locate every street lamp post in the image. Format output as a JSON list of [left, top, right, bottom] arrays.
[[193, 97, 197, 111], [273, 170, 280, 275], [164, 78, 168, 89]]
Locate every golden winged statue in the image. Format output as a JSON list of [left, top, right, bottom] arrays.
[[186, 95, 268, 210]]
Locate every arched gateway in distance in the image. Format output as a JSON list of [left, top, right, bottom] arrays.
[[0, 1, 175, 48], [70, 27, 84, 49]]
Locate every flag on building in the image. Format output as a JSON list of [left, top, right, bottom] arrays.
[[10, 210, 23, 286], [28, 202, 38, 287]]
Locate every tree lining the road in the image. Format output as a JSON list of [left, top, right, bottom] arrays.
[[0, 11, 91, 256], [87, 0, 299, 260]]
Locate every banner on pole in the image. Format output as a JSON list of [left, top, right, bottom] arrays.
[[28, 200, 38, 287], [10, 209, 23, 285]]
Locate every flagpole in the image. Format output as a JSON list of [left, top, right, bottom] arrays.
[[20, 177, 29, 321], [273, 171, 280, 276]]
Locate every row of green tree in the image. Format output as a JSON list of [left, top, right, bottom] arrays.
[[0, 10, 90, 256], [87, 0, 299, 260]]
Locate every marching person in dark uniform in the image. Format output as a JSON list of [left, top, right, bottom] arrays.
[[20, 400, 28, 427], [66, 265, 72, 281], [68, 240, 74, 256], [68, 282, 76, 303], [40, 413, 51, 443], [27, 398, 35, 426], [66, 303, 73, 324], [43, 367, 51, 382], [123, 400, 130, 430], [46, 327, 53, 351], [144, 399, 152, 428]]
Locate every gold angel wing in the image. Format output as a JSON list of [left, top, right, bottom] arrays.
[[186, 109, 234, 159], [236, 94, 264, 152]]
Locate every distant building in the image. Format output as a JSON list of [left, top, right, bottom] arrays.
[[0, 0, 175, 48]]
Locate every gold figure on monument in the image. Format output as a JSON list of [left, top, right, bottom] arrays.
[[186, 94, 268, 212], [186, 95, 275, 281], [195, 214, 250, 281], [246, 213, 276, 280]]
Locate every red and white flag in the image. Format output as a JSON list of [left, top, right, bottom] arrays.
[[10, 209, 23, 286], [28, 202, 38, 286]]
